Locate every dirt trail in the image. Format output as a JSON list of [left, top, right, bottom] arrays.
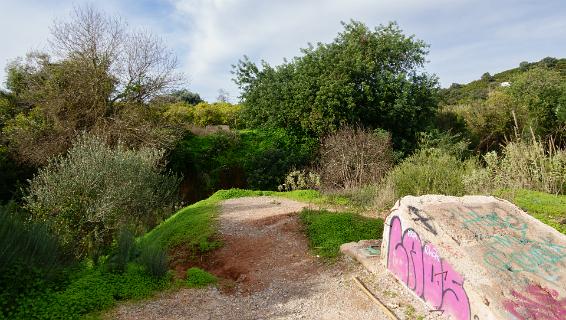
[[107, 196, 437, 320]]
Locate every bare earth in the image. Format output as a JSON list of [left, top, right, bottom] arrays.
[[106, 196, 442, 320]]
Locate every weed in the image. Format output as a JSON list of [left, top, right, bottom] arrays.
[[186, 267, 217, 288]]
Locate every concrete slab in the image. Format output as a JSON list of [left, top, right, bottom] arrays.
[[340, 239, 383, 274], [381, 195, 566, 320]]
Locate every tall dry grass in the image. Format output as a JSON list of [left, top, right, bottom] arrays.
[[464, 134, 566, 195]]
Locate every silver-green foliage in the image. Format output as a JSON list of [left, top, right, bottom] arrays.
[[25, 134, 181, 259], [278, 170, 321, 191]]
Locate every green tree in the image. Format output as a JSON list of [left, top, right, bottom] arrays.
[[233, 21, 439, 154], [25, 134, 180, 260], [3, 6, 181, 166], [509, 67, 566, 139], [172, 89, 203, 105]]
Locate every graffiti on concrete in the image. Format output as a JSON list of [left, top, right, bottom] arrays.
[[408, 206, 437, 235], [454, 207, 566, 284], [502, 284, 566, 320], [387, 216, 470, 320]]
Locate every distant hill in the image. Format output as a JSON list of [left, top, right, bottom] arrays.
[[439, 57, 566, 106]]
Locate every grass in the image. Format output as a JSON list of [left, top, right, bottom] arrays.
[[5, 263, 169, 320], [140, 196, 220, 252], [140, 188, 350, 253], [497, 189, 566, 234], [2, 188, 359, 319], [186, 267, 217, 288], [299, 209, 384, 258]]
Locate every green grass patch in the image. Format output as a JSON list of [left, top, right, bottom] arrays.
[[211, 188, 350, 207], [140, 196, 220, 252], [6, 263, 169, 320], [497, 189, 566, 234], [186, 267, 217, 288], [300, 209, 384, 258]]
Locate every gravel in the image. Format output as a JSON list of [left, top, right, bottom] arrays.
[[105, 196, 447, 320]]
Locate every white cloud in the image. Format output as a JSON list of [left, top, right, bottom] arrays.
[[0, 0, 565, 98], [169, 0, 462, 101]]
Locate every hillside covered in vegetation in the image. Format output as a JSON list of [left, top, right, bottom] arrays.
[[1, 6, 565, 319]]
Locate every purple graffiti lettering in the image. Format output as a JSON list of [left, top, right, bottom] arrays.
[[503, 284, 566, 320], [387, 216, 471, 320]]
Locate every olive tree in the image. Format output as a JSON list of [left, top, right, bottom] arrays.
[[25, 134, 181, 260]]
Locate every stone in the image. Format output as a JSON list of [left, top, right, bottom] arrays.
[[380, 195, 566, 320]]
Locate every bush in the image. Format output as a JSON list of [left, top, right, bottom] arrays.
[[138, 244, 169, 279], [319, 126, 393, 190], [191, 102, 241, 127], [0, 146, 35, 203], [0, 203, 62, 274], [105, 229, 136, 273], [25, 134, 181, 260], [186, 267, 217, 288], [164, 101, 241, 128], [278, 170, 320, 191], [0, 203, 69, 318], [235, 21, 439, 154], [168, 128, 317, 202], [465, 138, 566, 194], [390, 148, 473, 198]]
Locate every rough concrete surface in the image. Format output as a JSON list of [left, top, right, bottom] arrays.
[[381, 195, 566, 320], [340, 239, 383, 274]]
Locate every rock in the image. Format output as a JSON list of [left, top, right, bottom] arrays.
[[381, 195, 566, 320]]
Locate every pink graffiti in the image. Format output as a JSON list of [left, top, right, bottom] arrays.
[[387, 216, 471, 320], [503, 284, 566, 319]]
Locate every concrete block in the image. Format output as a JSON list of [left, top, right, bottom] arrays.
[[381, 195, 566, 320], [340, 239, 383, 274]]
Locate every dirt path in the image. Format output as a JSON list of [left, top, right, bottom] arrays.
[[107, 196, 437, 320]]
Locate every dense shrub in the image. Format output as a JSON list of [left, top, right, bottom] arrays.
[[0, 146, 35, 202], [390, 148, 474, 198], [138, 244, 169, 279], [0, 203, 62, 273], [0, 204, 66, 317], [168, 128, 317, 202], [164, 101, 241, 128], [25, 134, 181, 260], [465, 138, 566, 194], [445, 91, 519, 152], [319, 126, 393, 190], [191, 102, 241, 127], [508, 67, 566, 140], [105, 229, 136, 273]]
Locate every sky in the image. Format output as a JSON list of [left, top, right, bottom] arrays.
[[0, 0, 565, 102]]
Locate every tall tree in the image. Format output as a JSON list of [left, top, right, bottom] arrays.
[[3, 5, 182, 165], [233, 21, 439, 154]]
